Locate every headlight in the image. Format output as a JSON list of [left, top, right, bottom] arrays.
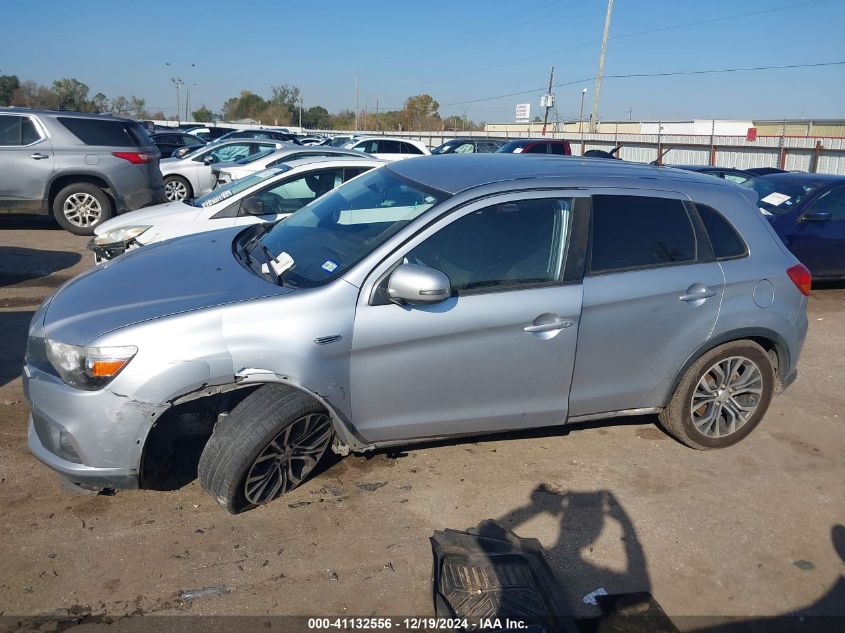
[[45, 339, 137, 390], [93, 225, 151, 246]]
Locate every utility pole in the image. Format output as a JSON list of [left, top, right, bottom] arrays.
[[375, 97, 379, 131], [627, 106, 633, 121], [578, 88, 587, 136], [299, 95, 303, 130], [541, 65, 555, 137], [590, 0, 614, 132], [353, 71, 360, 131], [170, 77, 183, 126]]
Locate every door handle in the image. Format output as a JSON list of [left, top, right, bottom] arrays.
[[679, 284, 716, 302], [524, 317, 574, 333], [29, 153, 49, 160]]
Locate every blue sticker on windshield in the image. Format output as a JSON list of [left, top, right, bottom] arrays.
[[321, 260, 339, 273]]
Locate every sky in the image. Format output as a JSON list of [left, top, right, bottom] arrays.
[[2, 0, 844, 123]]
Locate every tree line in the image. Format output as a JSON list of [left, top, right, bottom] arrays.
[[0, 73, 483, 131]]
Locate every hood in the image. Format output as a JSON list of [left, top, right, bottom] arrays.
[[44, 227, 291, 345], [95, 200, 200, 236]]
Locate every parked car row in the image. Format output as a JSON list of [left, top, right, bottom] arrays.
[[1, 108, 842, 285]]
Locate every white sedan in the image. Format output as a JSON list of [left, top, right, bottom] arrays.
[[92, 157, 384, 262], [343, 136, 430, 161], [159, 139, 286, 201], [214, 146, 365, 185]]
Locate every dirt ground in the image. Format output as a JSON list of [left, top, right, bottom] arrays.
[[0, 215, 843, 631]]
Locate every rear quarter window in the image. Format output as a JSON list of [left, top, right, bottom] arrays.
[[58, 117, 147, 147], [590, 195, 697, 273], [695, 204, 747, 260]]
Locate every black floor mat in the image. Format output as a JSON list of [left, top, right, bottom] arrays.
[[431, 520, 579, 633]]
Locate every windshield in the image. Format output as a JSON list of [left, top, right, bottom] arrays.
[[326, 136, 352, 147], [743, 176, 823, 215], [497, 140, 529, 153], [256, 168, 446, 288], [432, 141, 474, 155], [193, 167, 290, 207], [235, 147, 277, 164]]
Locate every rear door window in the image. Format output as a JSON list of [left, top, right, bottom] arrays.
[[590, 195, 697, 273], [695, 204, 747, 259], [550, 143, 566, 155], [0, 115, 41, 145], [525, 143, 547, 154], [375, 140, 402, 154], [401, 142, 424, 155], [58, 117, 146, 147]]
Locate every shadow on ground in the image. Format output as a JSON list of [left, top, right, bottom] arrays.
[[0, 310, 34, 389], [0, 214, 61, 231], [0, 246, 81, 287]]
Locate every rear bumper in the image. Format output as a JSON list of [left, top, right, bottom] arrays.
[[118, 184, 165, 214]]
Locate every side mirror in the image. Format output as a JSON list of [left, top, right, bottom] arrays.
[[387, 263, 451, 305], [203, 154, 217, 165], [241, 196, 266, 216], [801, 210, 832, 223]]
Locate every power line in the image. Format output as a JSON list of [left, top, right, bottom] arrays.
[[408, 0, 830, 94], [440, 60, 845, 108]]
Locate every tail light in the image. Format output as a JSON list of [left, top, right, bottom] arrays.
[[112, 151, 154, 164], [786, 263, 812, 296]]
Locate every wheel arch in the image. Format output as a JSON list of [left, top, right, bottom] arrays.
[[47, 172, 116, 210], [665, 328, 789, 407], [139, 377, 366, 488]]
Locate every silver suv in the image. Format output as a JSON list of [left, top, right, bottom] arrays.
[[24, 155, 809, 513], [0, 108, 164, 235]]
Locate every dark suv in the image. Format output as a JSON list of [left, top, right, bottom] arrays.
[[0, 108, 164, 235], [497, 138, 572, 156]]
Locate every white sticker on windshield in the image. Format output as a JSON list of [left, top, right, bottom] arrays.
[[321, 260, 338, 273], [761, 192, 790, 206], [759, 207, 773, 216]]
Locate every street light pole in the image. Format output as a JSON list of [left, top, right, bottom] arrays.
[[165, 62, 195, 125], [578, 88, 587, 136]]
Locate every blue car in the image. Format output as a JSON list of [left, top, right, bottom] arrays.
[[744, 173, 845, 280]]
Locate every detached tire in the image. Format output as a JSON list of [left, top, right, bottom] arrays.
[[198, 385, 334, 514], [659, 340, 775, 450], [52, 183, 113, 235]]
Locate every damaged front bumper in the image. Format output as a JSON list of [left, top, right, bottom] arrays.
[[24, 364, 167, 490], [87, 238, 141, 264]]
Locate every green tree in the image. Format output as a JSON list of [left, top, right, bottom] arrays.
[[401, 94, 440, 131], [128, 95, 146, 118], [110, 95, 130, 116], [192, 105, 216, 122], [302, 105, 330, 129], [11, 81, 56, 109], [51, 78, 91, 111], [222, 90, 267, 120], [91, 92, 109, 112], [0, 74, 20, 106]]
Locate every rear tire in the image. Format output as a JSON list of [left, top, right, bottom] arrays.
[[163, 175, 192, 201], [198, 385, 334, 514], [659, 340, 775, 449], [52, 183, 113, 236]]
